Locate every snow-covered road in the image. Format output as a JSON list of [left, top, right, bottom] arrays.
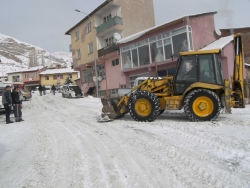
[[0, 92, 250, 188]]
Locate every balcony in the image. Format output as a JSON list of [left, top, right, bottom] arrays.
[[98, 44, 119, 58], [96, 16, 123, 35]]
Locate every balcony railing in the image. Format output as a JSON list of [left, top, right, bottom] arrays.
[[98, 44, 119, 57], [96, 16, 123, 35]]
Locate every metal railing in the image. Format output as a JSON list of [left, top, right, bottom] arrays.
[[98, 44, 119, 57], [96, 16, 123, 35]]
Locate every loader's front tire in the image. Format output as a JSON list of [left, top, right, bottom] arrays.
[[183, 89, 221, 121], [129, 90, 161, 122]]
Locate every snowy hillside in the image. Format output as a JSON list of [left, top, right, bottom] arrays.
[[0, 33, 72, 75]]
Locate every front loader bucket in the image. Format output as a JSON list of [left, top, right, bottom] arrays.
[[101, 97, 128, 120]]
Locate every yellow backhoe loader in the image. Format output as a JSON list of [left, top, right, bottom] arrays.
[[100, 33, 245, 122]]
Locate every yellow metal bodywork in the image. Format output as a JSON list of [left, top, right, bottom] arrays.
[[192, 96, 214, 117], [135, 98, 152, 116]]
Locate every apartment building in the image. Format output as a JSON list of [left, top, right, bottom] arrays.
[[65, 0, 155, 96], [22, 66, 46, 87]]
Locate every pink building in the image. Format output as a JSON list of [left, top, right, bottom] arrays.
[[22, 66, 46, 89]]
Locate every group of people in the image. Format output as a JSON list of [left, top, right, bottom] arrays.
[[38, 84, 56, 96], [2, 85, 24, 124]]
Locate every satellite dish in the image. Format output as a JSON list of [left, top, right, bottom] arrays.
[[93, 76, 97, 82], [98, 76, 102, 81], [215, 29, 221, 36], [114, 33, 122, 41]]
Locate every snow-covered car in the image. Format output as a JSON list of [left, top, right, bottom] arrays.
[[61, 84, 83, 98]]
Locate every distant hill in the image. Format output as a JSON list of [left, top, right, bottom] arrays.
[[0, 33, 72, 75]]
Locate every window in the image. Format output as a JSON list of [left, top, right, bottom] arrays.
[[12, 76, 20, 82], [45, 76, 49, 80], [131, 49, 139, 67], [82, 69, 93, 84], [122, 51, 132, 69], [138, 45, 150, 66], [120, 84, 126, 88], [96, 64, 106, 79], [53, 75, 57, 80], [68, 74, 72, 78], [24, 73, 29, 78], [87, 22, 92, 33], [105, 37, 114, 47], [88, 43, 93, 54], [163, 38, 172, 60], [103, 14, 112, 23], [75, 30, 79, 41], [77, 49, 81, 59], [150, 40, 164, 63], [33, 72, 37, 78], [120, 26, 194, 69], [172, 33, 188, 55], [112, 59, 119, 66]]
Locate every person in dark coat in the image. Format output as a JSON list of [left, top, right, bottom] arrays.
[[38, 84, 43, 96], [42, 85, 46, 95], [11, 87, 24, 122], [2, 85, 13, 124], [51, 85, 56, 95]]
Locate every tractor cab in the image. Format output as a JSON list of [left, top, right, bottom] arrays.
[[174, 50, 223, 95]]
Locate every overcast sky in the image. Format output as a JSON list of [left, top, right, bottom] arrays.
[[0, 0, 249, 52]]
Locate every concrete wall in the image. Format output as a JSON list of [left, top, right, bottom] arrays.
[[188, 14, 217, 50], [104, 54, 126, 89], [114, 0, 155, 38]]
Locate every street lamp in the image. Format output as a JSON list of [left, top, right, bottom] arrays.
[[75, 9, 99, 98]]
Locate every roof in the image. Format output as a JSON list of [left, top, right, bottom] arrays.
[[200, 35, 234, 51], [220, 27, 250, 31], [65, 0, 110, 35], [21, 66, 44, 72], [245, 63, 250, 67], [40, 68, 78, 75], [6, 66, 45, 74], [117, 11, 217, 44]]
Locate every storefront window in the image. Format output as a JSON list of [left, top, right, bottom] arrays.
[[150, 40, 164, 62], [138, 45, 150, 66], [82, 69, 93, 84]]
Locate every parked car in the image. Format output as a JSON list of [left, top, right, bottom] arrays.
[[19, 89, 32, 101], [61, 84, 83, 98]]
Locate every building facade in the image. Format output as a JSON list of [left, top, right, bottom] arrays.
[[118, 12, 219, 88], [22, 66, 46, 87], [7, 71, 24, 88], [40, 69, 79, 86], [65, 0, 155, 96]]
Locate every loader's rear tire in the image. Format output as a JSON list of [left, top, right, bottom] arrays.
[[183, 89, 221, 121], [129, 90, 161, 122]]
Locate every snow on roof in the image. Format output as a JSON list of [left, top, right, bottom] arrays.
[[220, 26, 250, 30], [117, 11, 217, 44], [200, 35, 234, 51], [245, 63, 250, 67], [21, 66, 44, 72], [40, 68, 78, 75]]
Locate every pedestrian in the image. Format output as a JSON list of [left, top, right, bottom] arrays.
[[2, 85, 13, 124], [11, 87, 24, 122], [51, 85, 56, 95], [42, 85, 46, 95], [38, 84, 43, 96]]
